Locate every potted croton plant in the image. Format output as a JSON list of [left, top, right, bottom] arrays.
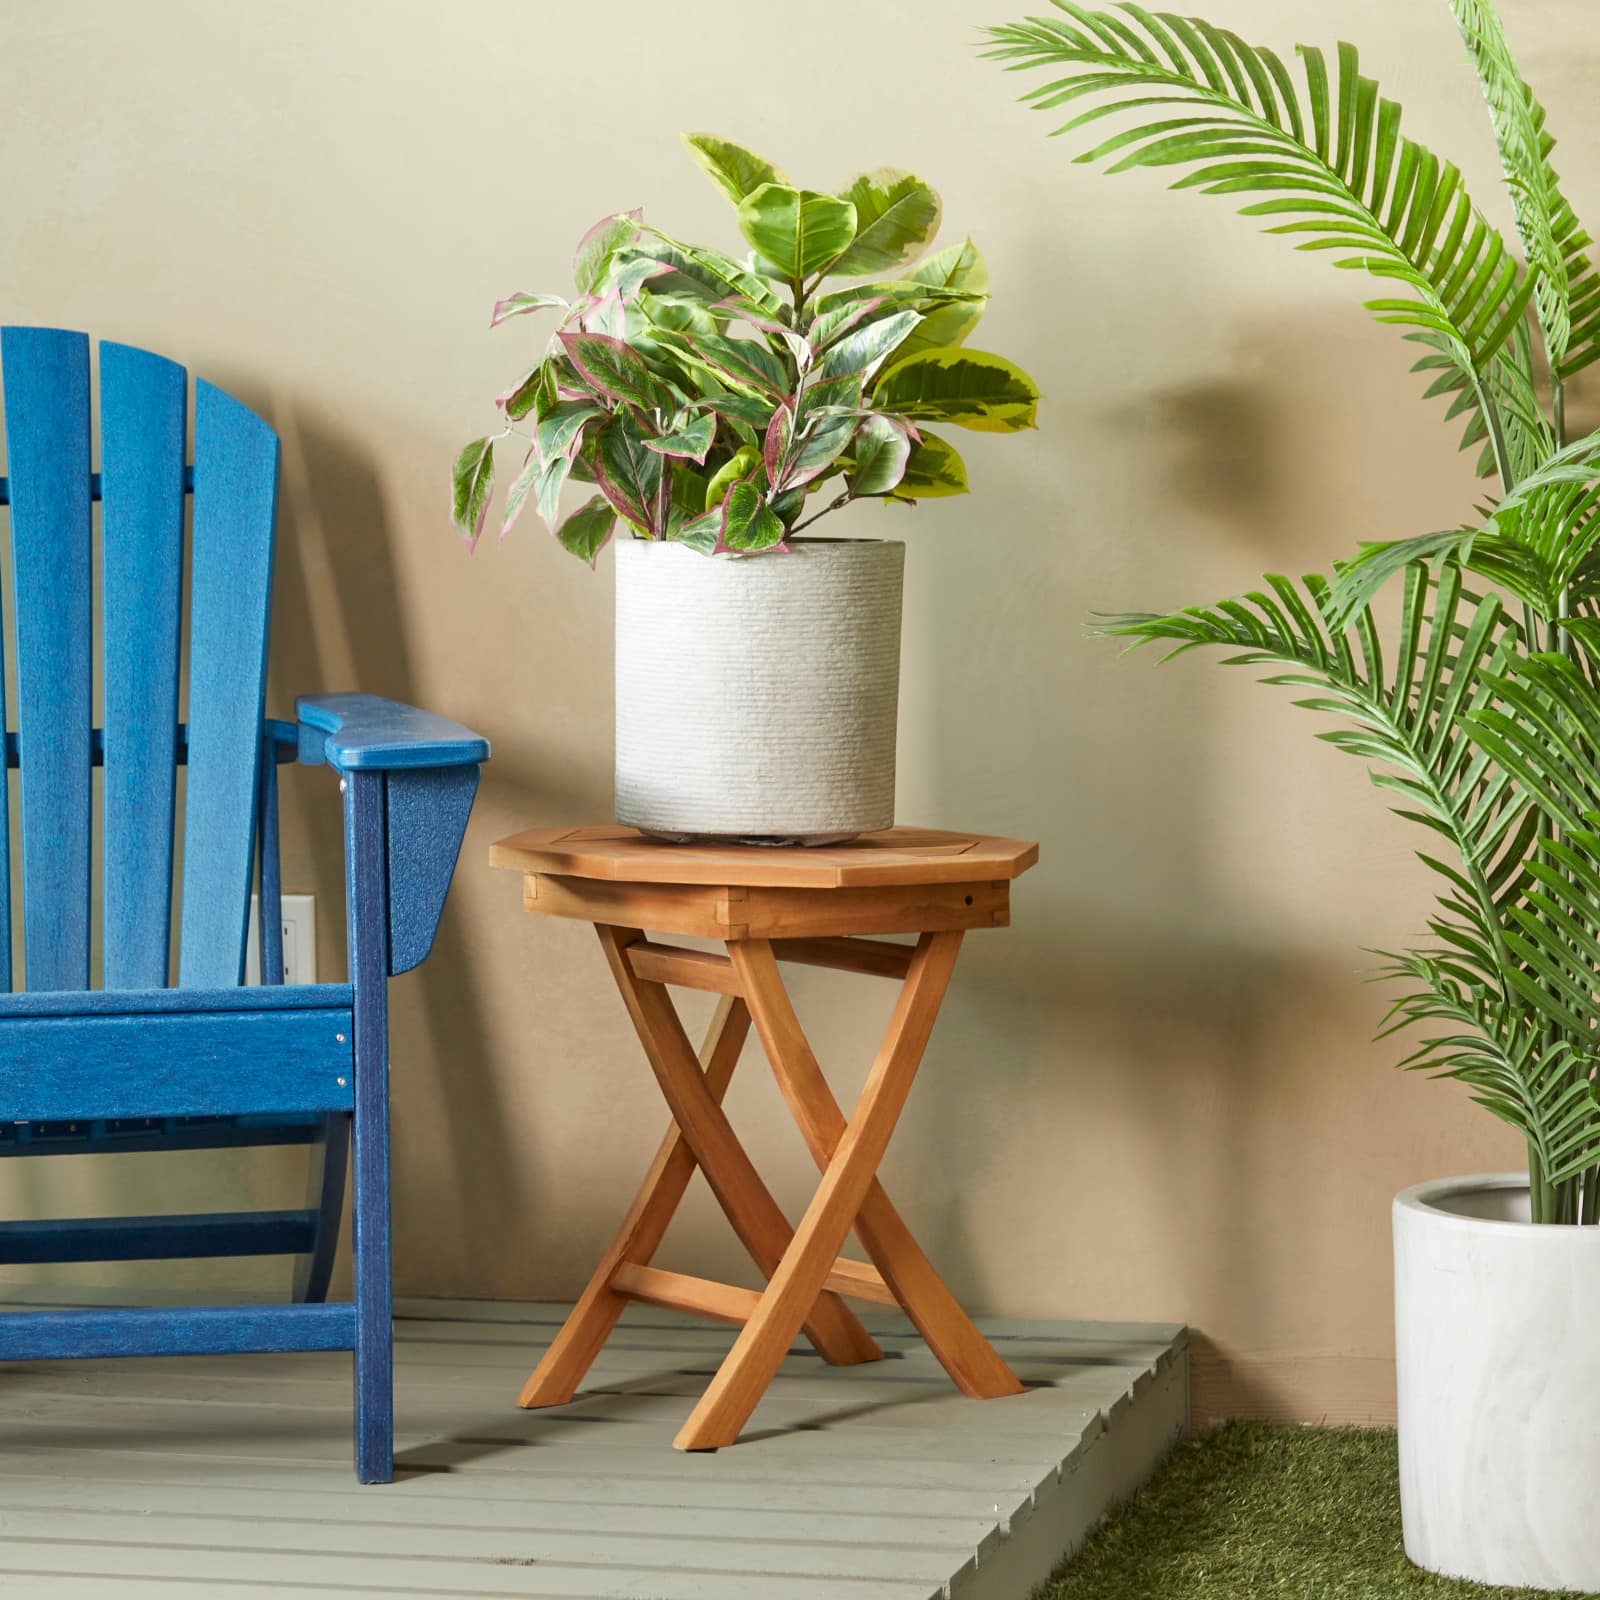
[[990, 0, 1600, 1591], [454, 134, 1039, 841]]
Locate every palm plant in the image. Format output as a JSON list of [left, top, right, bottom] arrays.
[[985, 0, 1600, 1223]]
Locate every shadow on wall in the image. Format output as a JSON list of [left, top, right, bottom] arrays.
[[263, 401, 530, 1296], [890, 301, 1479, 1372]]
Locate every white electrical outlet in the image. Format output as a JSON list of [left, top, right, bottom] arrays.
[[243, 894, 317, 985]]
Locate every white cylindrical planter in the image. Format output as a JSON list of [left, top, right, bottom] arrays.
[[1394, 1174, 1600, 1591], [613, 536, 904, 841]]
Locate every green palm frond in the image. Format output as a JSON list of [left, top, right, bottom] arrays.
[[1460, 651, 1600, 1057], [1100, 563, 1528, 966], [1448, 0, 1600, 386], [983, 3, 1549, 480], [1328, 524, 1550, 626], [1103, 570, 1600, 1192], [1328, 426, 1600, 625], [1007, 0, 1600, 1219], [1467, 650, 1600, 838], [1377, 956, 1600, 1185]]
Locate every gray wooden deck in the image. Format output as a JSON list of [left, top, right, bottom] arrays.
[[0, 1294, 1187, 1598]]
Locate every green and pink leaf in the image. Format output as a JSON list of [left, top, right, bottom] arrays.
[[555, 496, 616, 567], [558, 331, 661, 411], [536, 400, 603, 464], [589, 413, 664, 533], [645, 411, 717, 464], [714, 478, 787, 554], [846, 415, 912, 497], [573, 210, 643, 296], [451, 436, 496, 549], [490, 292, 567, 329], [499, 448, 542, 537]]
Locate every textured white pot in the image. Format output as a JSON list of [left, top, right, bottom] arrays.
[[1394, 1174, 1600, 1592], [613, 536, 904, 840]]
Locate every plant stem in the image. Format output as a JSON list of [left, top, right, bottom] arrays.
[[1474, 376, 1516, 498], [788, 492, 850, 534]]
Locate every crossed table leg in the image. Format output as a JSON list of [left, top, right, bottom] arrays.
[[519, 923, 1023, 1450]]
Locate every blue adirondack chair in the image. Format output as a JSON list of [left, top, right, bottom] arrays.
[[0, 326, 488, 1483]]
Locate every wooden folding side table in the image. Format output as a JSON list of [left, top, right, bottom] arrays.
[[489, 823, 1039, 1450]]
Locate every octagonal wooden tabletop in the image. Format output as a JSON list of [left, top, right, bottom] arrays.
[[489, 825, 1039, 891]]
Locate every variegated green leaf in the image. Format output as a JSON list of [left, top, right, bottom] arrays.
[[818, 309, 921, 383], [499, 361, 553, 422], [535, 400, 603, 465], [847, 415, 913, 497], [573, 211, 642, 297], [704, 444, 763, 511], [589, 413, 664, 533], [682, 132, 789, 205], [555, 495, 615, 566], [500, 449, 542, 536], [829, 169, 943, 277], [897, 239, 990, 358], [736, 185, 858, 282], [668, 505, 724, 555], [890, 429, 967, 498], [873, 347, 1040, 432], [490, 292, 567, 328], [624, 234, 785, 317], [451, 436, 495, 546], [646, 411, 717, 464], [535, 451, 572, 532], [558, 331, 661, 412], [716, 479, 786, 553]]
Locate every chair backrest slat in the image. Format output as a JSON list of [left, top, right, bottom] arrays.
[[1, 328, 92, 992], [177, 380, 279, 988], [99, 342, 186, 990]]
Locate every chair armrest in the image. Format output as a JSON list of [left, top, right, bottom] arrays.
[[296, 693, 489, 773], [298, 695, 486, 976]]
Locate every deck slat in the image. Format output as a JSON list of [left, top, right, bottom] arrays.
[[0, 1471, 1001, 1550], [0, 1504, 974, 1585], [0, 1296, 1185, 1600], [0, 1542, 944, 1599]]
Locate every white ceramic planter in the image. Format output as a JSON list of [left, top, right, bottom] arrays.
[[613, 536, 904, 841], [1394, 1173, 1600, 1592]]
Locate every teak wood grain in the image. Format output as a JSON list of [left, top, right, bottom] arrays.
[[497, 822, 1037, 1450], [518, 994, 755, 1407], [491, 824, 1037, 889], [730, 939, 1025, 1401], [672, 931, 969, 1449], [524, 872, 1010, 941], [596, 925, 880, 1369]]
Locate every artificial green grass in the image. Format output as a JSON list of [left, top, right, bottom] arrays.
[[1038, 1422, 1594, 1600]]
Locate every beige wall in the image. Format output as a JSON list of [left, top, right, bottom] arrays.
[[3, 0, 1594, 1422]]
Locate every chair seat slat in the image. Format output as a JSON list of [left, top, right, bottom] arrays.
[[0, 1002, 354, 1122]]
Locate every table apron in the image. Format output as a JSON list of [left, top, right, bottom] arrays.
[[522, 873, 1010, 939]]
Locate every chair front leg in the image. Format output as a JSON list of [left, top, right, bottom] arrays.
[[345, 770, 393, 1484]]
